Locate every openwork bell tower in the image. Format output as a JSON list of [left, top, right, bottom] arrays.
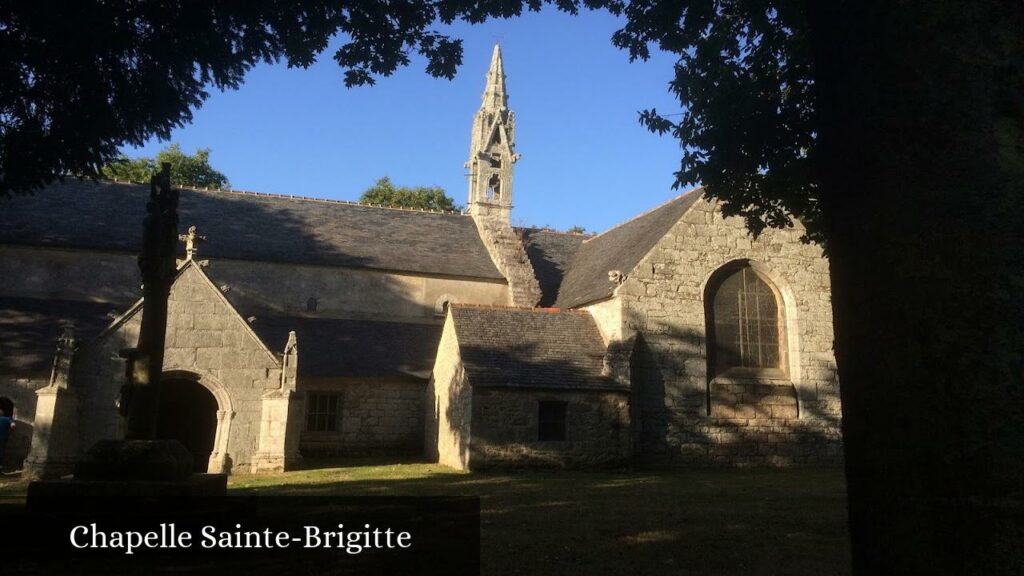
[[466, 44, 520, 224], [465, 45, 540, 308]]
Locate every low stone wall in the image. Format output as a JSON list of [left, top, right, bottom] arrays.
[[300, 381, 425, 457], [469, 388, 631, 469]]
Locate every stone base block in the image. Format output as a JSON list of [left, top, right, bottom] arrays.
[[250, 453, 302, 474], [22, 456, 76, 481], [74, 439, 193, 482]]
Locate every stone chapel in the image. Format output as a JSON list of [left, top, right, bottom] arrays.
[[0, 46, 843, 477]]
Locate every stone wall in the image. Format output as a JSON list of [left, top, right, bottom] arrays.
[[427, 314, 472, 470], [0, 246, 139, 304], [74, 264, 283, 472], [614, 197, 842, 466], [468, 388, 631, 469], [472, 209, 542, 308], [300, 379, 425, 457]]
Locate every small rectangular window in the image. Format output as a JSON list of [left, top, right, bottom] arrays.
[[538, 401, 568, 441], [306, 392, 340, 432]]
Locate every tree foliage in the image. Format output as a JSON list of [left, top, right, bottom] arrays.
[[102, 144, 229, 189], [359, 177, 459, 211], [611, 1, 819, 241], [0, 1, 531, 196]]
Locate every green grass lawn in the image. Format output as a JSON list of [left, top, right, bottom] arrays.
[[0, 463, 851, 575]]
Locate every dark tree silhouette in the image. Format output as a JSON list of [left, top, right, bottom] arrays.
[[607, 3, 1023, 574], [2, 1, 1021, 573]]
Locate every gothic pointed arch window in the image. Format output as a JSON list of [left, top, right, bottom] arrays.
[[707, 264, 787, 377]]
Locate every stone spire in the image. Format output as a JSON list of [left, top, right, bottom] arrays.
[[481, 44, 508, 110], [465, 45, 541, 308], [466, 43, 520, 222]]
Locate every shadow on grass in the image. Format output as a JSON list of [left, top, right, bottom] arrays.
[[2, 465, 850, 575], [229, 465, 851, 576]]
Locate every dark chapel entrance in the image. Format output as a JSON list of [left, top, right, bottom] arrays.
[[156, 377, 218, 473]]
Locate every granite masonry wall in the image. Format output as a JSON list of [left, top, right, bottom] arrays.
[[468, 388, 631, 469], [427, 314, 473, 470], [300, 380, 425, 457], [74, 265, 283, 472], [611, 197, 842, 466], [472, 208, 542, 308]]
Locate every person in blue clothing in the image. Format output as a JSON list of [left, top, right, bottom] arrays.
[[0, 407, 13, 474]]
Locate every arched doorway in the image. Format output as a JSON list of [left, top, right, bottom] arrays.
[[156, 377, 218, 472]]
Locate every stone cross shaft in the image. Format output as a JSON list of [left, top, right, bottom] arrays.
[[121, 163, 179, 440]]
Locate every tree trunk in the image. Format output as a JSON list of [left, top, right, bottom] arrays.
[[807, 2, 1024, 574]]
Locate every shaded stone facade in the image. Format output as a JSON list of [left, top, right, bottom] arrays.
[[587, 197, 842, 466], [428, 306, 633, 471], [300, 380, 424, 457], [469, 388, 630, 469], [74, 263, 287, 473], [0, 45, 842, 474]]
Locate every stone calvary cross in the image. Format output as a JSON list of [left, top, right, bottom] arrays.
[[25, 164, 227, 498], [118, 163, 179, 439]]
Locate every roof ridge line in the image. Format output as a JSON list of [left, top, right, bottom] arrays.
[[97, 177, 465, 216], [582, 185, 704, 244], [451, 303, 587, 315], [516, 226, 592, 237]]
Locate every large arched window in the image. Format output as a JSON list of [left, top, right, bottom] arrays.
[[708, 265, 786, 376]]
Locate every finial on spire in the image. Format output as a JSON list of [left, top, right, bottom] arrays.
[[482, 43, 507, 110]]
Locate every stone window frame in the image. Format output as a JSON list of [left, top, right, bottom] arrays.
[[537, 400, 568, 442], [704, 261, 790, 381], [306, 391, 341, 433]]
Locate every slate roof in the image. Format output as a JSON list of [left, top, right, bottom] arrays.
[[0, 297, 119, 377], [0, 179, 503, 280], [449, 305, 623, 390], [193, 264, 443, 381], [555, 188, 704, 308], [518, 229, 585, 307], [251, 316, 442, 381]]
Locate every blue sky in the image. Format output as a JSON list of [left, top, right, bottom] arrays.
[[125, 8, 686, 233]]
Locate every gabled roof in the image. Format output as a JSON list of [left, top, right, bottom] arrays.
[[518, 229, 585, 307], [449, 305, 623, 391], [0, 179, 504, 280], [88, 260, 281, 366], [206, 266, 443, 381], [555, 188, 704, 308], [0, 297, 118, 377]]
